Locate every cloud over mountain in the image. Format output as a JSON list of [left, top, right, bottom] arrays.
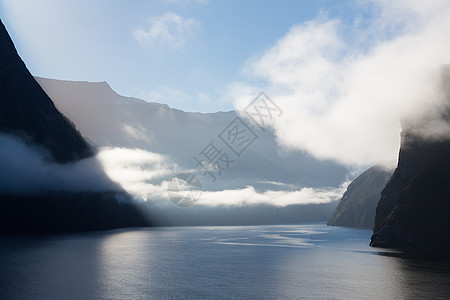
[[232, 0, 450, 166]]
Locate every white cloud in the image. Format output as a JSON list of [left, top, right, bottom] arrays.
[[94, 146, 349, 208], [121, 124, 150, 142], [257, 180, 299, 190], [196, 183, 348, 207], [0, 134, 346, 224], [97, 147, 179, 200], [133, 12, 200, 50], [231, 0, 450, 167]]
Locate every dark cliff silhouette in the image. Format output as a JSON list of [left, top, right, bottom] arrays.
[[0, 20, 92, 163], [371, 67, 450, 247], [0, 19, 151, 232]]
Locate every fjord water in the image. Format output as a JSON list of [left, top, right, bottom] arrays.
[[1, 224, 450, 299]]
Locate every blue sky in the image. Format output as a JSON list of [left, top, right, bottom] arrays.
[[0, 0, 357, 112]]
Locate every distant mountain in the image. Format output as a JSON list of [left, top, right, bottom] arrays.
[[35, 77, 349, 192], [370, 67, 450, 247], [327, 165, 393, 228], [0, 19, 150, 232]]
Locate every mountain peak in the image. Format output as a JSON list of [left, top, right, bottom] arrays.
[[35, 77, 150, 107]]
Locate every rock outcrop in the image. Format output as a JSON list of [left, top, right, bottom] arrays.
[[370, 67, 450, 247], [328, 165, 393, 228]]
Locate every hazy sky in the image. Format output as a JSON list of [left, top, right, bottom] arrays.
[[1, 0, 358, 112]]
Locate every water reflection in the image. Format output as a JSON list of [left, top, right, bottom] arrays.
[[1, 225, 450, 299], [98, 229, 162, 299], [385, 252, 450, 299]]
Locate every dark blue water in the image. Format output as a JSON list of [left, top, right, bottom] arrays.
[[1, 224, 450, 299]]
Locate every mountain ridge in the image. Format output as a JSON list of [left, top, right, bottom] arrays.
[[328, 165, 393, 228], [34, 76, 235, 115], [36, 76, 349, 192]]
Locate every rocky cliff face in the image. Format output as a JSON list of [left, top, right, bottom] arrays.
[[0, 20, 151, 232], [370, 68, 450, 247], [0, 20, 92, 163], [328, 165, 393, 228]]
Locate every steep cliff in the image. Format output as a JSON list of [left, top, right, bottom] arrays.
[[0, 20, 151, 232], [328, 165, 393, 228], [370, 68, 450, 247], [0, 20, 92, 163]]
